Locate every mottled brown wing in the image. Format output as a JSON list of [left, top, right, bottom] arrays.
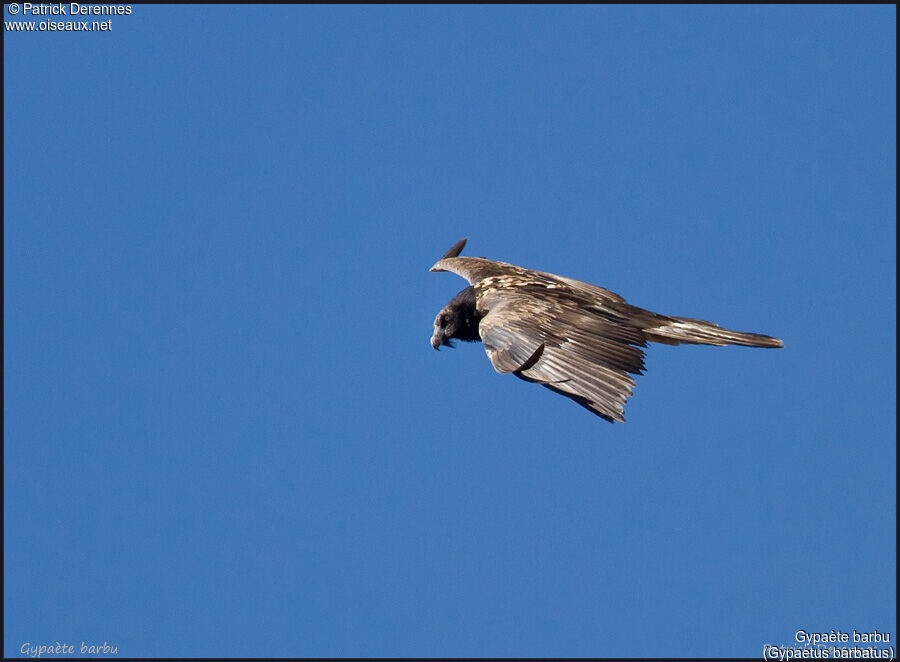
[[477, 289, 648, 423]]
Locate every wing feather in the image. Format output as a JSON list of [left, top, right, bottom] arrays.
[[477, 290, 645, 422]]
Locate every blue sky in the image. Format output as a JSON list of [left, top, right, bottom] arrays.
[[4, 5, 895, 658]]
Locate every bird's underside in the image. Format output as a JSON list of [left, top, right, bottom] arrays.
[[429, 237, 782, 423]]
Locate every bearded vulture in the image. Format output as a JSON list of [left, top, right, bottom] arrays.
[[430, 238, 782, 423]]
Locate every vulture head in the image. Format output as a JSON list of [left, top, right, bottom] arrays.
[[431, 286, 481, 349]]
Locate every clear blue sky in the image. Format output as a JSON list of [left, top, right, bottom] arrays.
[[4, 5, 895, 658]]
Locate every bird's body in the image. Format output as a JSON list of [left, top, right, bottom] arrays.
[[430, 238, 782, 423]]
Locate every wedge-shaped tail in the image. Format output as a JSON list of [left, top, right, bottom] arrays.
[[642, 316, 783, 348]]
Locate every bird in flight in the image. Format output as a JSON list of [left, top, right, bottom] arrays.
[[430, 238, 782, 423]]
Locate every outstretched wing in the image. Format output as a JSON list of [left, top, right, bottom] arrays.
[[476, 287, 648, 423]]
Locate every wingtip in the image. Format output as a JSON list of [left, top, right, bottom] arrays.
[[440, 237, 468, 260]]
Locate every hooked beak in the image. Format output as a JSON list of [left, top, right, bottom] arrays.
[[431, 330, 454, 350]]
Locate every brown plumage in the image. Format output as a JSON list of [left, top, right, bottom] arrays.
[[430, 238, 782, 423]]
